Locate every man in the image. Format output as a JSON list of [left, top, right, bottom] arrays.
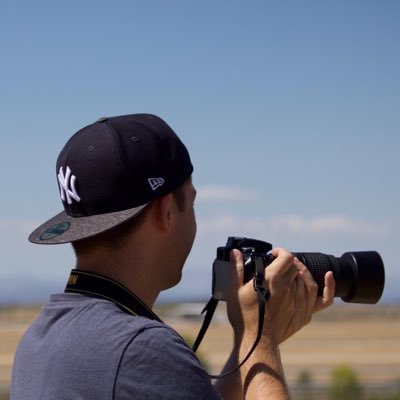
[[11, 114, 334, 399]]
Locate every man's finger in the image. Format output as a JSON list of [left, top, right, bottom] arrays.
[[294, 257, 318, 315], [267, 248, 296, 277], [314, 271, 335, 312]]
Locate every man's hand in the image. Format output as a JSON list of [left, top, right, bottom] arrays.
[[267, 248, 335, 343], [216, 247, 335, 399], [226, 247, 335, 345]]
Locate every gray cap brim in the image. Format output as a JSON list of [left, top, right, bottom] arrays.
[[29, 204, 148, 245]]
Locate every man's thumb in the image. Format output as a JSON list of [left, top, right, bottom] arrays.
[[229, 249, 244, 288]]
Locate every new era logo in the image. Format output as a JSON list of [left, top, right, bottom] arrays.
[[148, 177, 165, 191]]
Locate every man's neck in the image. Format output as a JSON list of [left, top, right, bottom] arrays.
[[75, 258, 160, 309], [66, 268, 162, 320]]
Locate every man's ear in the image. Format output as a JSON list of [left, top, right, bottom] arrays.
[[153, 193, 174, 231]]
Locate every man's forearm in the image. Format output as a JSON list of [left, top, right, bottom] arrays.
[[214, 339, 289, 399]]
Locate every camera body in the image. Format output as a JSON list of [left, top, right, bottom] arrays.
[[212, 236, 385, 304], [212, 237, 272, 301]]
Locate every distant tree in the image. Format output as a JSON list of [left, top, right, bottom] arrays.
[[297, 369, 314, 400], [329, 364, 363, 400]]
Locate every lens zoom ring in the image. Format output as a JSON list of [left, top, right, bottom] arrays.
[[295, 252, 331, 294]]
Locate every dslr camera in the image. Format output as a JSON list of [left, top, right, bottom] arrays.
[[212, 236, 385, 304]]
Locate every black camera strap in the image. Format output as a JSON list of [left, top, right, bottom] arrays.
[[193, 255, 269, 379], [64, 269, 163, 323]]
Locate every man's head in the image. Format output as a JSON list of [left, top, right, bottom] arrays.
[[29, 113, 194, 246], [71, 176, 197, 291]]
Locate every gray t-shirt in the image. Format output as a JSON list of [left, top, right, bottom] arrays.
[[11, 293, 221, 399]]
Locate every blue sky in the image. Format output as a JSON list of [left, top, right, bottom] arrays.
[[0, 1, 399, 303]]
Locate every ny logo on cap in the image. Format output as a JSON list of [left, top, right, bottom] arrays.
[[58, 166, 81, 204], [148, 177, 165, 191]]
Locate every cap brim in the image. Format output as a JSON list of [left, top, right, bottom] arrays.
[[28, 204, 148, 245]]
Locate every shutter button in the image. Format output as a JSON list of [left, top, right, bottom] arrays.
[[96, 117, 108, 123]]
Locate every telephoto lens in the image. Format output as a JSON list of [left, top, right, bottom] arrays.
[[293, 251, 385, 304], [213, 238, 385, 304]]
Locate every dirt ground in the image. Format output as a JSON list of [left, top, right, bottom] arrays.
[[165, 303, 400, 385], [1, 302, 399, 394]]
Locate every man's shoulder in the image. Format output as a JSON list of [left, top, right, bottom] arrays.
[[43, 293, 164, 334], [13, 294, 220, 400], [15, 293, 169, 373]]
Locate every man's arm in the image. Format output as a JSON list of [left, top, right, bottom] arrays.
[[214, 248, 335, 399]]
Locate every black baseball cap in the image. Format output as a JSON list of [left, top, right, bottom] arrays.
[[29, 113, 193, 244]]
